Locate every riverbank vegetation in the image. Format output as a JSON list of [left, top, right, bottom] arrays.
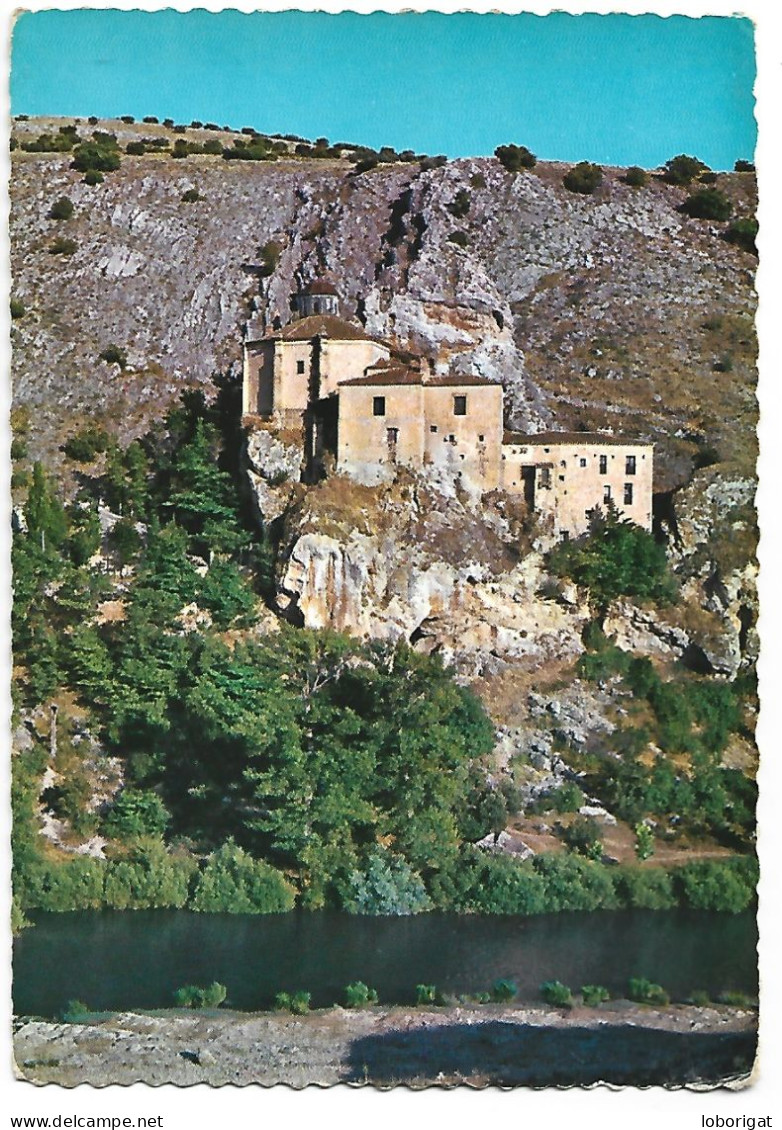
[[57, 974, 757, 1022]]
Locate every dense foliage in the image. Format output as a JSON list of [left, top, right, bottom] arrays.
[[11, 379, 757, 922], [189, 841, 296, 913], [11, 387, 499, 914], [623, 166, 648, 188], [549, 505, 677, 612]]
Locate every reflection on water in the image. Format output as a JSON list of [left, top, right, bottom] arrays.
[[13, 907, 757, 1018]]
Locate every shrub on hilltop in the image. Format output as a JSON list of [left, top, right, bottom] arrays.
[[623, 166, 648, 187], [563, 161, 603, 195], [495, 143, 537, 172], [663, 154, 710, 185]]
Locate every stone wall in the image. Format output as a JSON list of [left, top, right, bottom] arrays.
[[501, 437, 653, 535], [338, 381, 425, 483], [422, 382, 503, 491]]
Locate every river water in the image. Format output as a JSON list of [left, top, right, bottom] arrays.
[[13, 907, 757, 1017]]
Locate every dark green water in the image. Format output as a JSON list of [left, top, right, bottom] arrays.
[[13, 907, 757, 1018]]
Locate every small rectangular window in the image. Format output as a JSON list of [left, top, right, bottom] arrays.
[[478, 434, 485, 442], [453, 395, 467, 416], [604, 484, 612, 502], [599, 454, 608, 474], [626, 455, 637, 475], [430, 425, 438, 433], [624, 483, 633, 505], [579, 457, 587, 467], [296, 359, 305, 375], [373, 396, 386, 417]]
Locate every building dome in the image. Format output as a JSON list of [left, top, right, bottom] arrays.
[[295, 279, 340, 317]]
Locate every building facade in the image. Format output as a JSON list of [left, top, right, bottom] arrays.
[[500, 432, 653, 535], [242, 284, 654, 534]]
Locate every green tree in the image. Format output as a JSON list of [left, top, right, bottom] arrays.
[[197, 558, 257, 629], [447, 188, 471, 218], [624, 166, 648, 187], [99, 344, 128, 369], [494, 144, 537, 172], [675, 858, 757, 913], [680, 188, 732, 221], [63, 425, 110, 463], [634, 822, 655, 861], [189, 840, 296, 913], [164, 419, 247, 557], [548, 505, 676, 613], [561, 816, 603, 860], [103, 788, 171, 840], [108, 517, 141, 569], [345, 848, 431, 916], [48, 196, 74, 220], [25, 462, 67, 553], [103, 839, 196, 909], [72, 141, 121, 173], [563, 162, 603, 194], [615, 865, 677, 910], [663, 154, 710, 185], [724, 217, 758, 255]]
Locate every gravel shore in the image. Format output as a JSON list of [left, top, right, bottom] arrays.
[[13, 1001, 757, 1089]]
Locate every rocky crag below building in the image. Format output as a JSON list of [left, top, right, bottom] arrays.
[[247, 427, 757, 689]]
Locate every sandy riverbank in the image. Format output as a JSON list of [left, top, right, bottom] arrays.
[[14, 1001, 757, 1089]]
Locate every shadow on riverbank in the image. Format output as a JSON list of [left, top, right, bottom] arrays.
[[13, 1005, 758, 1088], [345, 1020, 757, 1088]]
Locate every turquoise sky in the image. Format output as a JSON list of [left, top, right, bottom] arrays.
[[10, 9, 756, 169]]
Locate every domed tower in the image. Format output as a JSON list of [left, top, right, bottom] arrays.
[[295, 279, 340, 318]]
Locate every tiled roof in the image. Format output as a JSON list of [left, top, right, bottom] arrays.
[[302, 280, 338, 295], [427, 374, 502, 388], [341, 368, 423, 387], [268, 315, 377, 342], [503, 430, 653, 448]]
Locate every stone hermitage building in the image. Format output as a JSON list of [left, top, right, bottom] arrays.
[[242, 283, 653, 537]]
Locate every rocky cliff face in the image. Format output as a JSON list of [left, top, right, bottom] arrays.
[[11, 117, 757, 493], [267, 470, 587, 674]]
